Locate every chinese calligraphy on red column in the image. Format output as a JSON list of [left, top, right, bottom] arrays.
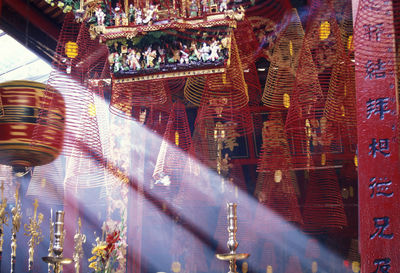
[[354, 0, 399, 272]]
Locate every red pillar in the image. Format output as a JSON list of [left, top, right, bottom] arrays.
[[354, 0, 400, 272]]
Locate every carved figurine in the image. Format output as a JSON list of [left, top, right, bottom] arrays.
[[189, 41, 201, 62], [144, 46, 157, 68], [189, 0, 198, 17], [219, 0, 228, 12], [202, 0, 210, 14], [113, 53, 122, 72], [127, 49, 141, 70], [209, 39, 221, 61], [199, 42, 211, 62], [135, 8, 143, 25], [95, 5, 105, 26], [143, 4, 158, 24], [128, 4, 135, 23], [180, 45, 190, 64], [114, 3, 126, 26], [157, 46, 166, 64]]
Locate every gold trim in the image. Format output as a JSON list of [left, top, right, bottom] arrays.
[[113, 67, 225, 83], [97, 16, 237, 40]]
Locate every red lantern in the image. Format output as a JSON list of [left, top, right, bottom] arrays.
[[0, 80, 65, 167]]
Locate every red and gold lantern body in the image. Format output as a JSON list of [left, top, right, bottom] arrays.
[[0, 81, 65, 167]]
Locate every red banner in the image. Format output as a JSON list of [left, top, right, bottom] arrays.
[[354, 0, 400, 272]]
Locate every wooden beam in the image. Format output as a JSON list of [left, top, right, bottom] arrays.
[[3, 0, 60, 41]]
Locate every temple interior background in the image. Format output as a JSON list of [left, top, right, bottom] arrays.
[[0, 0, 393, 272]]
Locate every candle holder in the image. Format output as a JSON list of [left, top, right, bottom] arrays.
[[24, 199, 44, 272], [42, 211, 73, 273], [215, 203, 249, 273], [10, 183, 22, 273], [0, 181, 9, 270], [73, 217, 86, 273]]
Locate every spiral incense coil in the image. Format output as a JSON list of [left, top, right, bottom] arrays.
[[255, 114, 303, 226], [183, 76, 206, 107], [285, 0, 347, 168], [43, 14, 104, 159], [303, 165, 347, 233], [244, 62, 263, 106], [110, 79, 169, 114], [262, 9, 304, 109], [285, 256, 303, 273], [257, 112, 292, 172], [234, 18, 260, 70], [323, 56, 356, 125], [27, 157, 65, 205], [153, 102, 192, 193]]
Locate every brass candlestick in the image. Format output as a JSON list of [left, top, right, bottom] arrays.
[[73, 218, 86, 273], [10, 184, 22, 273], [47, 209, 55, 273], [0, 181, 9, 270], [24, 199, 44, 272], [42, 211, 73, 273], [216, 203, 249, 273]]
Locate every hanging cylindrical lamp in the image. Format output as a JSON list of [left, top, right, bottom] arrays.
[[0, 80, 65, 168]]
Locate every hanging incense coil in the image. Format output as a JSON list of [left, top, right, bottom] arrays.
[[257, 242, 277, 273], [303, 164, 347, 233], [255, 110, 303, 226], [153, 101, 192, 195], [0, 80, 65, 167], [257, 112, 292, 172], [63, 80, 111, 189], [145, 104, 172, 135], [285, 255, 303, 273], [285, 0, 346, 168], [27, 157, 65, 205], [234, 18, 260, 70], [184, 76, 206, 107], [43, 14, 104, 159], [262, 9, 304, 109], [110, 79, 169, 115]]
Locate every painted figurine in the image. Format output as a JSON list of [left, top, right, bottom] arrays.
[[135, 8, 143, 25], [95, 5, 105, 26], [144, 46, 157, 68], [199, 42, 211, 62], [143, 4, 158, 24], [158, 47, 166, 64], [209, 39, 221, 61], [189, 0, 198, 17], [127, 49, 141, 70], [189, 41, 201, 62], [128, 4, 135, 23], [202, 0, 209, 14], [180, 45, 190, 64], [219, 0, 228, 12], [113, 53, 122, 72], [114, 3, 126, 26]]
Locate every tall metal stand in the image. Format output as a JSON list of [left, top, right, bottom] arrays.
[[24, 199, 44, 273], [42, 211, 72, 273], [10, 183, 21, 273], [73, 218, 86, 273], [0, 181, 9, 271], [216, 203, 249, 273]]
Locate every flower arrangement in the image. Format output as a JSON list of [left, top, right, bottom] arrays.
[[88, 219, 125, 273]]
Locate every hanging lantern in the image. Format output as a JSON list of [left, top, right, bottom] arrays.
[[0, 81, 65, 167], [65, 41, 78, 58]]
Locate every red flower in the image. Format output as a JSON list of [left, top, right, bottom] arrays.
[[105, 231, 120, 259]]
